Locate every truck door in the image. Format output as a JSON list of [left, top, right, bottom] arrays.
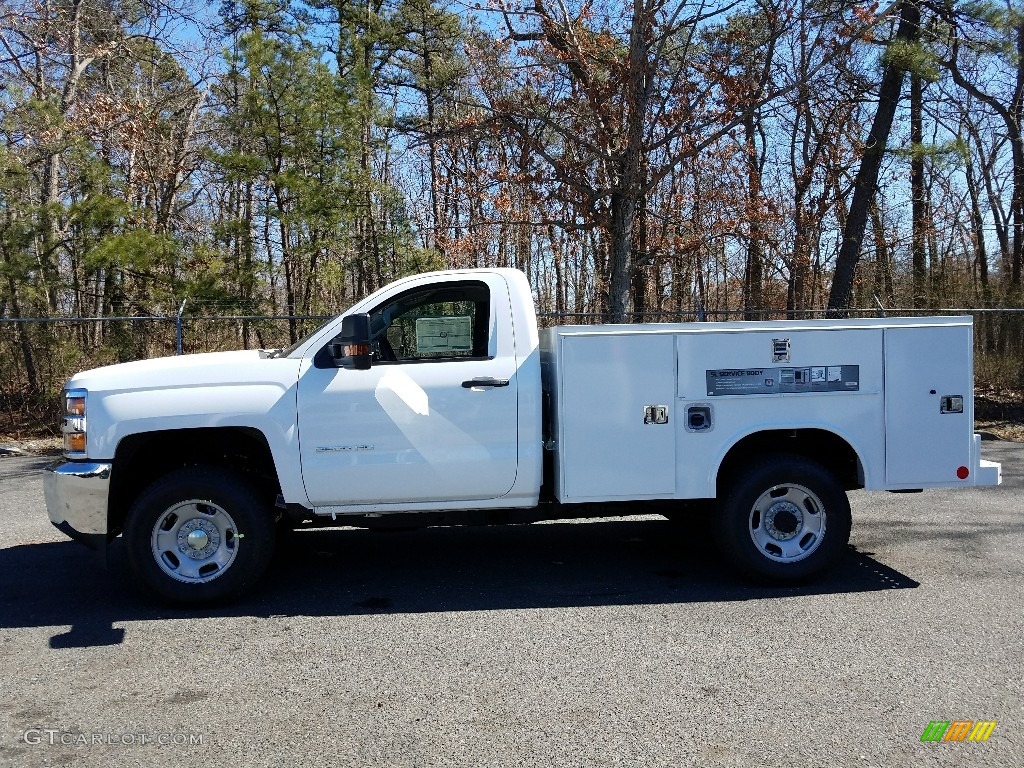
[[884, 324, 973, 485], [297, 274, 520, 506]]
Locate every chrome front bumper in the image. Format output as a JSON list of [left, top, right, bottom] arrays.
[[43, 461, 112, 549]]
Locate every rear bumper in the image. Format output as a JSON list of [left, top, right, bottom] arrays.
[[43, 460, 112, 549], [973, 434, 1002, 486], [976, 459, 1002, 486]]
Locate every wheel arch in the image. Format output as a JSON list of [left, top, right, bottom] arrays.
[[714, 427, 865, 495], [108, 427, 282, 537]]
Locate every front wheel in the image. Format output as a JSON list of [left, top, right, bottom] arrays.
[[124, 466, 276, 604], [717, 456, 851, 582]]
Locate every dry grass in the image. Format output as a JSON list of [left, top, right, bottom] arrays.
[[975, 385, 1024, 442]]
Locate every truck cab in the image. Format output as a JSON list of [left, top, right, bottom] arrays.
[[295, 270, 543, 513]]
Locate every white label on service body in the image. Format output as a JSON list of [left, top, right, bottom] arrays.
[[706, 365, 860, 396]]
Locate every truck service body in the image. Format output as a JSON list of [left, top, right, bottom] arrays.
[[43, 268, 1003, 603]]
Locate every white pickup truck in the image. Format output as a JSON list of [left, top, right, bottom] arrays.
[[44, 268, 1002, 603]]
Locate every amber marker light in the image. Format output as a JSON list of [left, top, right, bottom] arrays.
[[65, 432, 87, 453], [66, 392, 87, 417], [63, 388, 88, 456]]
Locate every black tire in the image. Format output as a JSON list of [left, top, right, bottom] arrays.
[[716, 455, 851, 582], [124, 466, 276, 605]]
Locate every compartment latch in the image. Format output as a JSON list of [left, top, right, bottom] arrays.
[[644, 405, 669, 425], [940, 395, 964, 414]]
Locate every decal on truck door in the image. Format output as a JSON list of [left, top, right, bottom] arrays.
[[705, 365, 860, 396]]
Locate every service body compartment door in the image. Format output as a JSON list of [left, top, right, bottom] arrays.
[[557, 333, 676, 501], [884, 324, 972, 486]]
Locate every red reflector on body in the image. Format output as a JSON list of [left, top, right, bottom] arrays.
[[957, 466, 970, 480]]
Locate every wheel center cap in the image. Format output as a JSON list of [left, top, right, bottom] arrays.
[[766, 502, 802, 540], [177, 519, 220, 559]]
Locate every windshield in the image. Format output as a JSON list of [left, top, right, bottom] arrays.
[[275, 314, 341, 358]]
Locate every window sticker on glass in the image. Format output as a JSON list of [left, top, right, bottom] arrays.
[[415, 316, 473, 354]]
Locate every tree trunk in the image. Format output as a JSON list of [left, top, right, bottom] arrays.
[[965, 144, 995, 351], [1012, 19, 1024, 289], [828, 0, 921, 314], [3, 266, 40, 394], [631, 198, 649, 319], [607, 192, 635, 323], [421, 9, 443, 258], [910, 71, 928, 307], [870, 201, 893, 303], [743, 109, 764, 320]]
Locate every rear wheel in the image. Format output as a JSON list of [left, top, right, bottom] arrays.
[[124, 466, 276, 604], [717, 455, 850, 582]]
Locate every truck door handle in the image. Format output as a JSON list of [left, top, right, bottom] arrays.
[[462, 377, 509, 388]]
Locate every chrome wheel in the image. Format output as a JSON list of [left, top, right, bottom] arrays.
[[151, 499, 240, 583], [748, 482, 826, 563]]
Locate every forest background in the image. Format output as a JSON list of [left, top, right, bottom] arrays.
[[1, 0, 1022, 435]]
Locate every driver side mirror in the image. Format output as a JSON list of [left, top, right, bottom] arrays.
[[329, 313, 372, 370]]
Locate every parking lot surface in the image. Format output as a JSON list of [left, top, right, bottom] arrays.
[[0, 443, 1021, 767]]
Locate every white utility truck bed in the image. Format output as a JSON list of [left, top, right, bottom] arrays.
[[542, 317, 999, 503]]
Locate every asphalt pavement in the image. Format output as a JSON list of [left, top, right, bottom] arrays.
[[0, 443, 1021, 767]]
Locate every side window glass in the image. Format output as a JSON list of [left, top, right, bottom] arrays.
[[369, 281, 491, 363]]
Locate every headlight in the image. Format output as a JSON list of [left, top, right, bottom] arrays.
[[63, 388, 88, 456]]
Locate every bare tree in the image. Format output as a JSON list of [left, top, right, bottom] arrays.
[[829, 0, 922, 313]]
